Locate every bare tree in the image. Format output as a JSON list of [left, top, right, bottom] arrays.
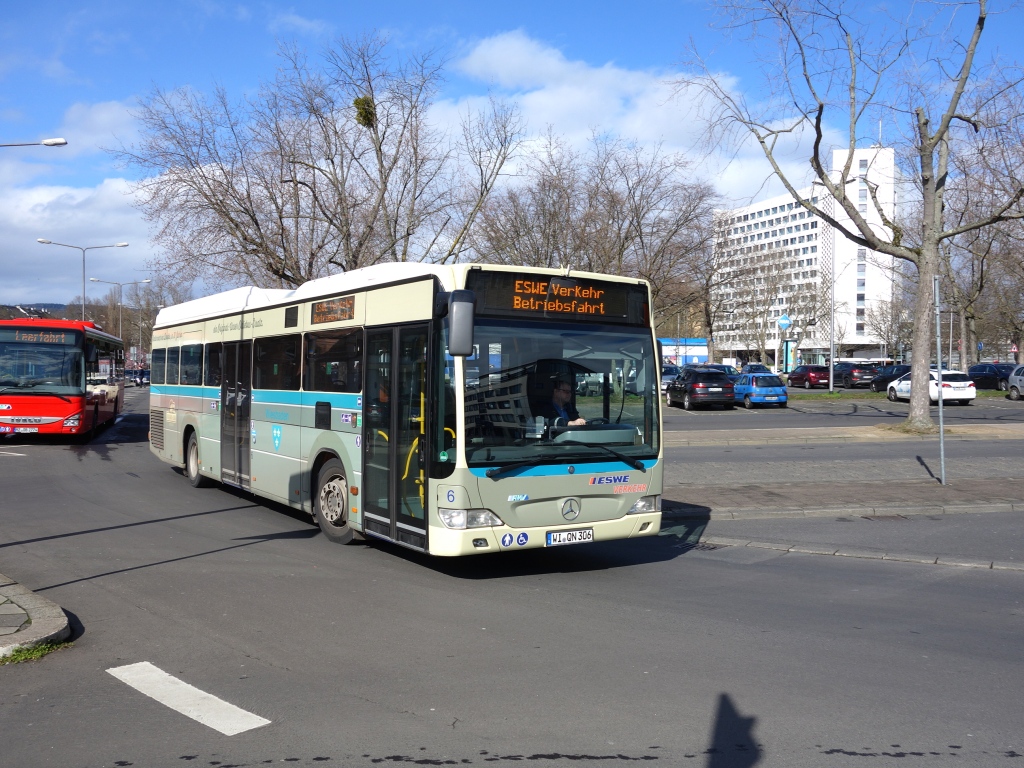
[[116, 34, 522, 291], [473, 132, 718, 319], [683, 0, 1024, 429]]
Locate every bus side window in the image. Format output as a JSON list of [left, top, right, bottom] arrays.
[[151, 348, 167, 385], [253, 334, 301, 391], [204, 343, 222, 387], [304, 329, 362, 393], [180, 344, 203, 385], [166, 347, 180, 385]]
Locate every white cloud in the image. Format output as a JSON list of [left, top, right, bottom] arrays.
[[0, 178, 154, 305], [268, 12, 332, 38], [449, 32, 845, 207], [56, 100, 138, 157]]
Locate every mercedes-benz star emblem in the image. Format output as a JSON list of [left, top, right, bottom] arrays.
[[561, 498, 581, 521]]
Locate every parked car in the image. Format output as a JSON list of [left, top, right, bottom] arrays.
[[660, 364, 680, 395], [967, 363, 1016, 391], [734, 373, 788, 409], [576, 373, 605, 397], [740, 363, 772, 375], [665, 368, 735, 410], [1009, 365, 1024, 401], [787, 365, 830, 389], [868, 364, 911, 392], [887, 370, 976, 404], [832, 361, 879, 388], [706, 363, 741, 382]]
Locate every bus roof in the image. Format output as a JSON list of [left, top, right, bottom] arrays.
[[155, 263, 650, 328], [0, 318, 121, 342]]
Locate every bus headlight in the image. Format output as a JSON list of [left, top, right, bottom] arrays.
[[438, 508, 504, 529], [63, 414, 81, 428], [627, 495, 661, 515]]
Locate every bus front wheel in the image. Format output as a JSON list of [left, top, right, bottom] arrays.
[[315, 459, 356, 545], [186, 432, 213, 488]]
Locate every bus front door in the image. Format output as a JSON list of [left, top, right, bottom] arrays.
[[363, 325, 429, 550], [220, 340, 252, 489]]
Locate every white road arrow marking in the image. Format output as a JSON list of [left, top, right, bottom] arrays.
[[107, 661, 270, 736]]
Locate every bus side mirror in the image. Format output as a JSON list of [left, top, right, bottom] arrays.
[[447, 290, 476, 357]]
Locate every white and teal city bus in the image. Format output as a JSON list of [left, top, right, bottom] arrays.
[[149, 263, 662, 556]]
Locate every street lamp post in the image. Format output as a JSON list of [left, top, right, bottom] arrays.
[[89, 277, 151, 339], [0, 138, 67, 148], [37, 240, 129, 320]]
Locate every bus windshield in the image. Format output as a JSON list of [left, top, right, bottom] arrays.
[[463, 318, 659, 466], [0, 327, 84, 395]]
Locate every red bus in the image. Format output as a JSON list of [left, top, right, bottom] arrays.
[[0, 319, 125, 437]]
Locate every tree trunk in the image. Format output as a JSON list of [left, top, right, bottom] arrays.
[[906, 249, 938, 429]]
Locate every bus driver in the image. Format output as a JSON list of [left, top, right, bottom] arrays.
[[540, 378, 587, 426]]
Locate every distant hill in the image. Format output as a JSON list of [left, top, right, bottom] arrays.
[[0, 304, 68, 320]]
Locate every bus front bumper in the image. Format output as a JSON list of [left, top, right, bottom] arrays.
[[427, 512, 662, 557]]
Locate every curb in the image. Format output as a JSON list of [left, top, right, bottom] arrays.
[[662, 501, 1024, 521], [0, 573, 70, 659], [697, 536, 1024, 572]]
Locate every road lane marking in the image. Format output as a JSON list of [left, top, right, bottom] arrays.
[[107, 661, 270, 735], [0, 451, 26, 456]]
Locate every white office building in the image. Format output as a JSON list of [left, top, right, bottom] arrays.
[[713, 147, 898, 371]]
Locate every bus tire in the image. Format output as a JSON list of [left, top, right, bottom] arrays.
[[186, 432, 213, 488], [314, 458, 355, 545]]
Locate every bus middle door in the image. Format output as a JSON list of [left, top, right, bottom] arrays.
[[220, 340, 252, 489], [362, 325, 429, 550]]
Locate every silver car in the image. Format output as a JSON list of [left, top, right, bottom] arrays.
[[1009, 365, 1024, 401], [660, 364, 681, 396]]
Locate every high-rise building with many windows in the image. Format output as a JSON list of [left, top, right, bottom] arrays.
[[712, 147, 898, 370]]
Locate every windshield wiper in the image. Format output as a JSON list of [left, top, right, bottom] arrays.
[[485, 455, 560, 479], [556, 440, 645, 471]]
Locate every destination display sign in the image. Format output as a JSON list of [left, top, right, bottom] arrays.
[[0, 328, 79, 345], [465, 271, 649, 326], [311, 296, 355, 325]]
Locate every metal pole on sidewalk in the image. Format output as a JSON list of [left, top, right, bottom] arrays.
[[934, 276, 946, 485]]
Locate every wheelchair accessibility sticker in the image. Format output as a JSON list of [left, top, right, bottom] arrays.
[[501, 532, 529, 548]]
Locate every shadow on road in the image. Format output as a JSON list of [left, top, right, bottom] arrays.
[[706, 693, 762, 767]]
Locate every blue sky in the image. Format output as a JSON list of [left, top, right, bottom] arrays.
[[1, 1, 1019, 306]]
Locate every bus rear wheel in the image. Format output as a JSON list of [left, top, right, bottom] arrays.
[[186, 432, 212, 488], [315, 459, 356, 545]]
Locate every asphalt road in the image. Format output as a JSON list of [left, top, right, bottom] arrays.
[[2, 387, 1023, 768]]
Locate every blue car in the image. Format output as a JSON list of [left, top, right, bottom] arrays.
[[733, 373, 788, 409]]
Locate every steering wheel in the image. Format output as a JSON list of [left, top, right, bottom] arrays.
[[588, 418, 609, 425]]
